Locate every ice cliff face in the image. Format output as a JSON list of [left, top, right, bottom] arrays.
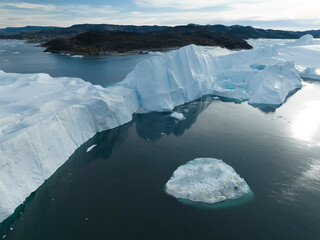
[[165, 158, 251, 204], [0, 72, 139, 222], [1, 35, 320, 222]]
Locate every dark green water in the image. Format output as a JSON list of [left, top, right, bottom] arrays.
[[0, 40, 319, 240]]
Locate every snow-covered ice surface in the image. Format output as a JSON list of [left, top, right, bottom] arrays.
[[170, 112, 185, 120], [0, 35, 320, 223], [165, 158, 251, 204]]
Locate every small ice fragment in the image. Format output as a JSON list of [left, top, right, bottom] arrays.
[[12, 52, 20, 54], [212, 96, 219, 100], [85, 218, 88, 221], [2, 235, 6, 239], [170, 112, 185, 120], [86, 144, 97, 152], [71, 55, 83, 58]]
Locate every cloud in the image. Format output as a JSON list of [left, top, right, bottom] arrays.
[[0, 2, 57, 11], [133, 0, 236, 10], [133, 0, 320, 22], [0, 2, 120, 28]]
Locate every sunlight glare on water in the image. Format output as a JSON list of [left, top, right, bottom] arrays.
[[291, 100, 320, 146]]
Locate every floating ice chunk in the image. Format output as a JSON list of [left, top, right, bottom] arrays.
[[248, 62, 302, 105], [148, 51, 164, 56], [165, 158, 251, 204], [71, 55, 84, 58], [299, 67, 320, 81], [291, 34, 314, 46], [86, 144, 97, 152], [12, 52, 20, 54], [170, 112, 185, 120]]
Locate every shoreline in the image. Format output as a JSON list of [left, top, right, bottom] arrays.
[[45, 47, 180, 56]]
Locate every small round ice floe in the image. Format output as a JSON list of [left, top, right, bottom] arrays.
[[170, 112, 185, 120], [165, 158, 251, 204]]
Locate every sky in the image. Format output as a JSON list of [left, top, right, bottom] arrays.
[[0, 0, 320, 30]]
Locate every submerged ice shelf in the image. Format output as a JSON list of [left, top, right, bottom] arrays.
[[165, 158, 251, 204], [1, 35, 320, 223]]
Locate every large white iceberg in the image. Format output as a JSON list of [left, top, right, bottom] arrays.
[[0, 71, 139, 222], [0, 35, 320, 222], [165, 158, 251, 204]]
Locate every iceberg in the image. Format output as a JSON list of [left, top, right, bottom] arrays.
[[0, 35, 320, 222], [165, 158, 251, 204], [0, 71, 139, 222], [120, 37, 319, 111], [248, 61, 301, 105]]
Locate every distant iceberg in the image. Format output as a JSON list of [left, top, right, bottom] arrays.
[[0, 35, 320, 223], [165, 158, 251, 204]]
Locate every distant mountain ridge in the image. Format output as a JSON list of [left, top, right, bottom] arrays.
[[0, 26, 61, 34], [1, 23, 319, 41], [205, 24, 320, 39]]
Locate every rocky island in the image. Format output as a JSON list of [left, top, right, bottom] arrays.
[[42, 25, 253, 55]]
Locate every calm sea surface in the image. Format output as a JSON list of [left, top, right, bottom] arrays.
[[0, 40, 319, 240], [0, 39, 151, 87]]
